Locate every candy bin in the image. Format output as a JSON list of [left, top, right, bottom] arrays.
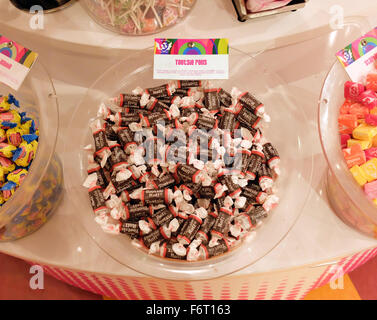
[[81, 0, 196, 36], [319, 60, 377, 238], [0, 61, 63, 241], [65, 47, 313, 281]]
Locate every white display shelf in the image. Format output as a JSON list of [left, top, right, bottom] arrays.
[[1, 0, 377, 55]]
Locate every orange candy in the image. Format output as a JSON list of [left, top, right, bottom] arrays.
[[338, 114, 358, 134], [340, 100, 352, 114], [366, 73, 377, 92], [343, 143, 366, 168], [349, 103, 369, 119]]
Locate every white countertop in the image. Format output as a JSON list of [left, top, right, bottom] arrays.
[[0, 1, 376, 279]]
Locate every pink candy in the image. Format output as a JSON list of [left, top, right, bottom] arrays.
[[344, 81, 365, 101], [364, 180, 377, 200], [364, 147, 377, 161]]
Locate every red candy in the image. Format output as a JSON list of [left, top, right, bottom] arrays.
[[358, 90, 377, 109], [365, 114, 377, 126], [344, 81, 365, 101], [340, 134, 351, 149]]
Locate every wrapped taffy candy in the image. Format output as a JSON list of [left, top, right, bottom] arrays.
[[84, 81, 281, 261], [0, 94, 39, 207]]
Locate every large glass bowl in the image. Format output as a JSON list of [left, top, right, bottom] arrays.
[[0, 61, 63, 241], [81, 0, 197, 36], [64, 47, 313, 280], [319, 61, 377, 238]]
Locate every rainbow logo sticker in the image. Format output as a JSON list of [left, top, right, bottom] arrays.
[[155, 39, 229, 55], [337, 27, 377, 68]]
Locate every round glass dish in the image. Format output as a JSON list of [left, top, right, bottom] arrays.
[[319, 61, 377, 238], [0, 61, 63, 241], [64, 48, 313, 280], [81, 0, 196, 36]]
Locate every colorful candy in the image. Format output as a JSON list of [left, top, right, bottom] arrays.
[[0, 94, 39, 207], [83, 80, 281, 261], [339, 68, 377, 204]]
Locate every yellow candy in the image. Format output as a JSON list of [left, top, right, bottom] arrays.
[[20, 120, 32, 135], [0, 128, 6, 143], [0, 193, 5, 205], [373, 199, 377, 206], [360, 158, 377, 182], [9, 110, 21, 125], [6, 127, 23, 147], [13, 141, 35, 167], [371, 108, 377, 115], [0, 96, 10, 113], [7, 169, 28, 186], [0, 142, 17, 158], [350, 165, 368, 186], [352, 123, 377, 141], [0, 167, 4, 183], [347, 139, 372, 150]]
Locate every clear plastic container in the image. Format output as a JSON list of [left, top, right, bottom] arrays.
[[0, 61, 63, 241], [319, 60, 377, 238], [64, 47, 313, 280], [81, 0, 196, 36]]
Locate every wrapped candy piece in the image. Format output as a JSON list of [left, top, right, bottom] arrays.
[[90, 119, 111, 167], [198, 238, 230, 260], [0, 110, 21, 127], [12, 140, 37, 167], [88, 185, 108, 215], [0, 95, 11, 113], [1, 181, 17, 201], [177, 214, 202, 245], [0, 142, 17, 158], [359, 90, 377, 109], [0, 155, 15, 174], [160, 242, 186, 260], [344, 81, 365, 101], [7, 169, 28, 186]]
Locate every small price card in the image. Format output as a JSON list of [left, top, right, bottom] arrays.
[[336, 27, 377, 82], [154, 38, 229, 80], [0, 35, 38, 91]]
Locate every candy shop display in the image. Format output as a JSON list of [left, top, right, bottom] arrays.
[[82, 0, 196, 36], [83, 81, 281, 261], [0, 94, 38, 206]]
